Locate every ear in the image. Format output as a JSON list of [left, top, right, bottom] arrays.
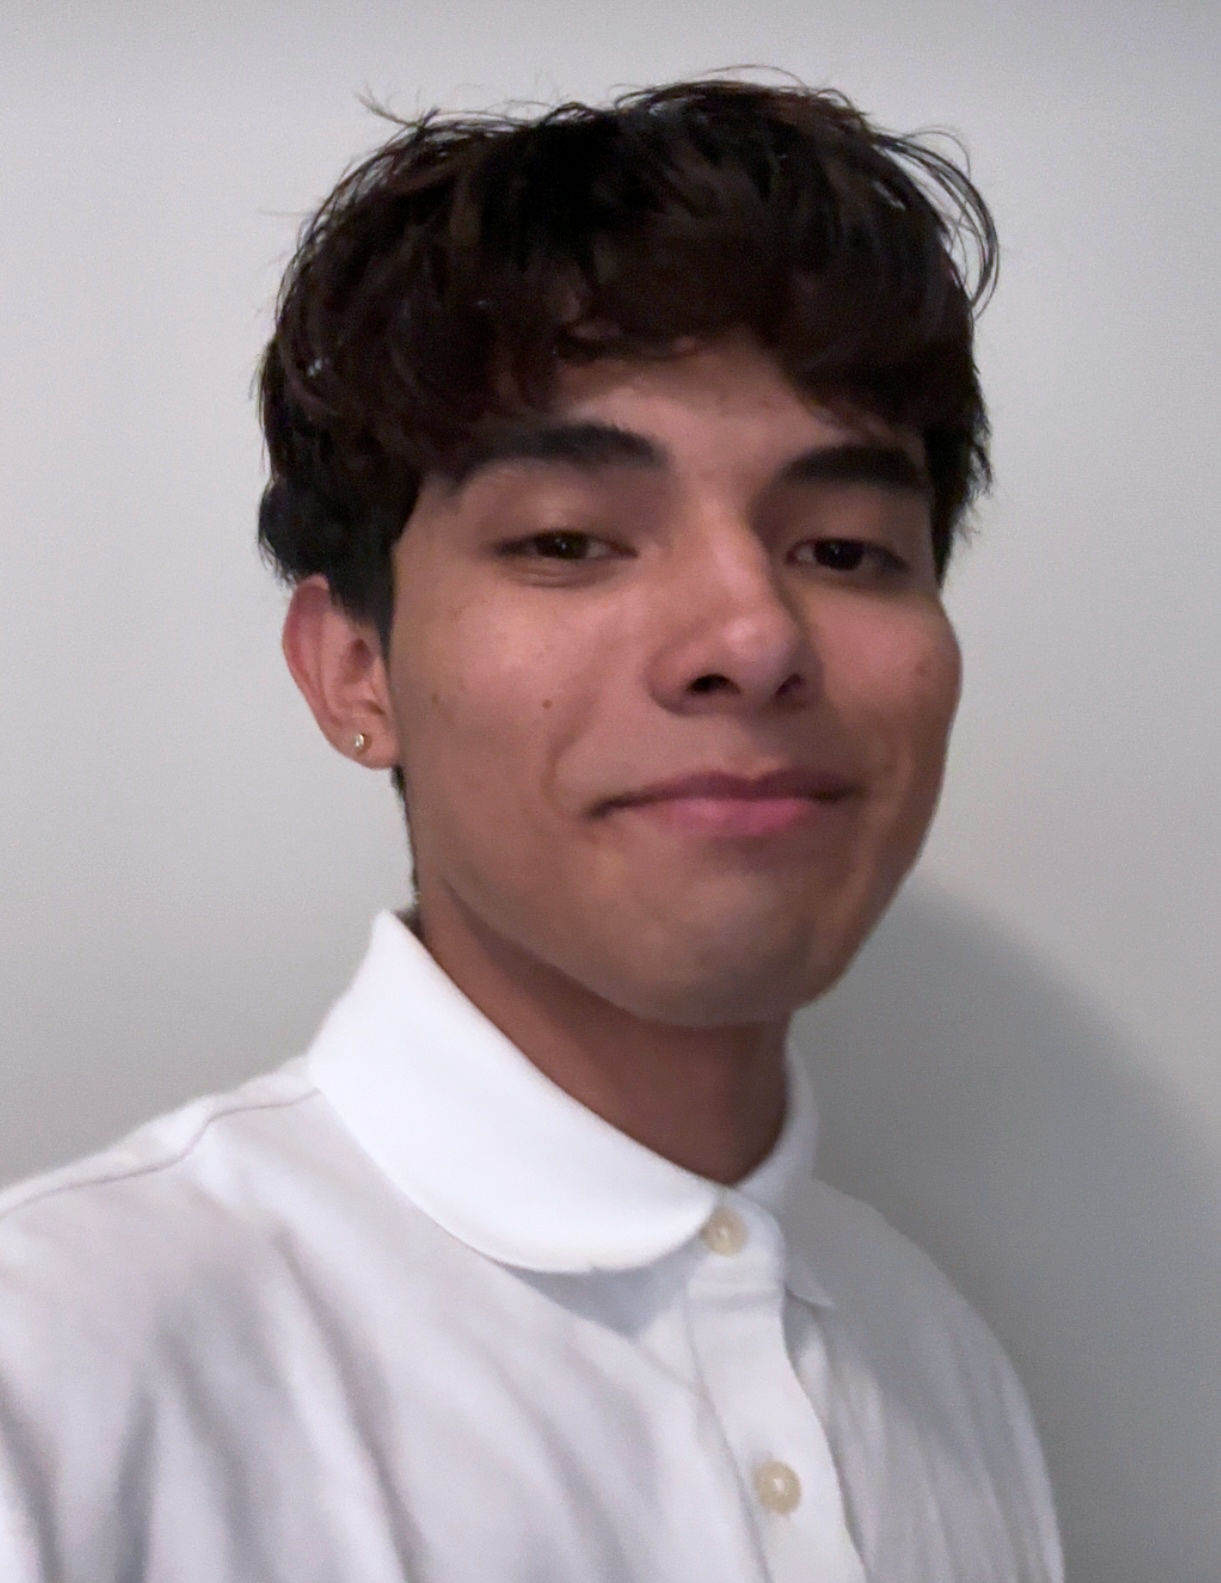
[[280, 576, 400, 770]]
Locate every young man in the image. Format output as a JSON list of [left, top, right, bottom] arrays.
[[0, 80, 1061, 1581]]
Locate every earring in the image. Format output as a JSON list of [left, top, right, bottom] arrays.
[[352, 732, 369, 756]]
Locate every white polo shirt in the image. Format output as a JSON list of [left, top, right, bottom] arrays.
[[0, 912, 1062, 1582]]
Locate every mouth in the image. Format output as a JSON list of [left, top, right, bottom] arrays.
[[598, 767, 862, 840]]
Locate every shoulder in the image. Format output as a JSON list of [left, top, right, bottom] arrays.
[[0, 1061, 371, 1581], [796, 1179, 1060, 1552], [0, 1058, 318, 1222], [0, 1061, 322, 1358], [799, 1176, 1011, 1365]]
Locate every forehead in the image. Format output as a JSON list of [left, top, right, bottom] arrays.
[[415, 334, 933, 521], [420, 335, 931, 518], [547, 336, 923, 463]]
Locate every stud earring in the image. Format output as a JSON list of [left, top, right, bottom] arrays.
[[352, 732, 369, 756]]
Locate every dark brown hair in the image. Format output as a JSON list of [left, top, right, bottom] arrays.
[[258, 77, 997, 647]]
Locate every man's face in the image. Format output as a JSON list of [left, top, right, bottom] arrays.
[[385, 336, 960, 1027]]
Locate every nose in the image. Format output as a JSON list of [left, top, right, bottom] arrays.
[[646, 521, 819, 714]]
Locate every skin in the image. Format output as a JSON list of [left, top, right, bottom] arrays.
[[283, 334, 961, 1183]]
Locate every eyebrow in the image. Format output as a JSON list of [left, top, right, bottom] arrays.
[[779, 442, 932, 496], [441, 421, 663, 490], [441, 420, 929, 498]]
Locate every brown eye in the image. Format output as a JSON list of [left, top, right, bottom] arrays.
[[795, 539, 907, 575], [814, 539, 867, 571], [504, 532, 613, 561]]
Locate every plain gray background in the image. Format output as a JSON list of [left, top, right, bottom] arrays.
[[2, 2, 1219, 1579]]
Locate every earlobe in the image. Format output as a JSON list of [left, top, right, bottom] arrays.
[[281, 576, 399, 767]]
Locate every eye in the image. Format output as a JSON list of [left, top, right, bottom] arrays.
[[500, 531, 616, 562], [793, 538, 907, 576]]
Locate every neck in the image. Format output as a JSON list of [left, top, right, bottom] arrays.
[[405, 892, 789, 1186]]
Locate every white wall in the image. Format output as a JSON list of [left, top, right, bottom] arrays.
[[2, 2, 1217, 1578]]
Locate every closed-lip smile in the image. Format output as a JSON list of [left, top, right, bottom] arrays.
[[595, 766, 862, 838], [602, 766, 860, 811]]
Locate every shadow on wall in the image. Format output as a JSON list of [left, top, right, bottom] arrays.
[[794, 880, 1221, 1583]]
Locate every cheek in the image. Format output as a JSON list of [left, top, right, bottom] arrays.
[[390, 589, 593, 818], [827, 604, 962, 771], [905, 617, 962, 739]]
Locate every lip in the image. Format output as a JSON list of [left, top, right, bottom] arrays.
[[598, 766, 861, 838], [604, 766, 860, 808]]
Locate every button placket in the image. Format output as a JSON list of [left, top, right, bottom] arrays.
[[685, 1203, 866, 1582]]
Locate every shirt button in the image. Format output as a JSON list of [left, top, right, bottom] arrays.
[[754, 1459, 802, 1515], [700, 1205, 747, 1255]]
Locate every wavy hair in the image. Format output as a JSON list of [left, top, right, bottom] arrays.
[[258, 77, 998, 648]]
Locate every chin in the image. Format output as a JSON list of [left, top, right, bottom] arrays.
[[582, 916, 856, 1029]]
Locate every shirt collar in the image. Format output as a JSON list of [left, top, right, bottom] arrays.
[[310, 910, 831, 1304]]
